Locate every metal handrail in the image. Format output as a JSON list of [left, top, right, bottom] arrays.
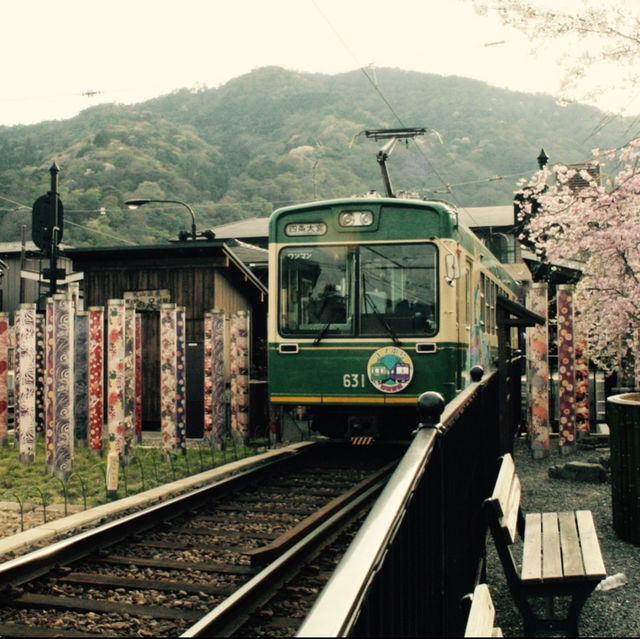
[[297, 372, 495, 637]]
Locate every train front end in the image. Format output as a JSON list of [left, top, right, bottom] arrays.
[[268, 197, 473, 441]]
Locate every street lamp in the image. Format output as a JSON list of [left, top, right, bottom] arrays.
[[125, 198, 197, 241]]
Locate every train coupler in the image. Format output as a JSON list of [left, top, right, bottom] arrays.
[[346, 415, 378, 445]]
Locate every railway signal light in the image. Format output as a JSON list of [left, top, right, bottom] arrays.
[[32, 192, 64, 252]]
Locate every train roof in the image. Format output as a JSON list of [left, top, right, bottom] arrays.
[[210, 204, 515, 242]]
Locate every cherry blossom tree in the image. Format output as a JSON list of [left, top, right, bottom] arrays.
[[471, 0, 640, 114], [516, 139, 640, 375]]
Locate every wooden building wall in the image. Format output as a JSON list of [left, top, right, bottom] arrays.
[[70, 248, 266, 430], [0, 248, 73, 319]]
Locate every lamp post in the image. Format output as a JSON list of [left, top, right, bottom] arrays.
[[125, 198, 197, 241]]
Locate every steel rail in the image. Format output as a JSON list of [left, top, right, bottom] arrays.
[[0, 446, 312, 590], [297, 375, 493, 637], [180, 466, 395, 638]]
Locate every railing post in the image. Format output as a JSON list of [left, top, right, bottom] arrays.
[[416, 391, 445, 431]]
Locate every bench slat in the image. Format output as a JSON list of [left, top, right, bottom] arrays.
[[575, 510, 606, 578], [502, 473, 521, 544], [542, 512, 563, 580], [522, 512, 542, 582], [491, 453, 516, 519], [558, 511, 585, 578], [465, 584, 498, 638]]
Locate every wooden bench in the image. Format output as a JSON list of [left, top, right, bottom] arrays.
[[464, 583, 503, 637], [484, 453, 606, 637]]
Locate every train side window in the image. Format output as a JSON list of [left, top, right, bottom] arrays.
[[479, 274, 486, 327], [465, 261, 472, 330]]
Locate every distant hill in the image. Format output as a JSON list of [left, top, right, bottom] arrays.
[[0, 66, 634, 247]]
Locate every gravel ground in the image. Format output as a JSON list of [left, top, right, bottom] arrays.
[[486, 435, 640, 638]]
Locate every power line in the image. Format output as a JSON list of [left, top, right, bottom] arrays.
[[309, 1, 495, 226]]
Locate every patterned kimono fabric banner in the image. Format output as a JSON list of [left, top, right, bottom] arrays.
[[203, 313, 213, 440], [107, 300, 126, 459], [210, 311, 226, 447], [16, 304, 37, 464], [52, 296, 75, 479], [230, 311, 250, 442], [45, 298, 56, 471], [526, 283, 551, 458], [14, 312, 20, 444], [74, 312, 89, 446], [176, 306, 187, 454], [89, 307, 105, 454], [123, 305, 137, 462], [35, 315, 45, 436], [575, 334, 590, 437], [135, 314, 142, 443], [557, 285, 577, 453], [160, 303, 178, 456], [0, 312, 9, 446]]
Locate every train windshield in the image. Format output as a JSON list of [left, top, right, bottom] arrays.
[[279, 242, 437, 338]]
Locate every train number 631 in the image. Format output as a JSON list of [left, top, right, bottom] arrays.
[[343, 373, 366, 388]]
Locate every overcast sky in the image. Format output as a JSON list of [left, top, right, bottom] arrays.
[[1, 0, 637, 127]]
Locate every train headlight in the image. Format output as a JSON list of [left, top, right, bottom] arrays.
[[339, 210, 374, 227]]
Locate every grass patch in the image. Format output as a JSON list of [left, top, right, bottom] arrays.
[[0, 436, 265, 515]]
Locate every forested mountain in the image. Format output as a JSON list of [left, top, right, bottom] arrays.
[[0, 66, 635, 247]]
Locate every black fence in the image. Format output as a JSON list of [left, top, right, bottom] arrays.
[[298, 358, 522, 637]]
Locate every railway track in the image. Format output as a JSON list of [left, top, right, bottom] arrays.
[[0, 442, 403, 637]]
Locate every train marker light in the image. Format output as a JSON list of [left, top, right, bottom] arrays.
[[339, 210, 374, 227]]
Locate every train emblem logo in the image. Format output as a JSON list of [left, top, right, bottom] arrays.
[[367, 346, 414, 393]]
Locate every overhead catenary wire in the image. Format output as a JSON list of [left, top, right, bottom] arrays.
[[309, 0, 518, 228], [0, 196, 139, 246]]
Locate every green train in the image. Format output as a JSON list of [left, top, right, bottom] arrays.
[[268, 133, 520, 440]]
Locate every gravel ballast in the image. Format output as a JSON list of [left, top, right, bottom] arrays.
[[486, 435, 640, 638]]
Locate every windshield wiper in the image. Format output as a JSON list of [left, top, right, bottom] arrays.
[[364, 292, 401, 346], [313, 322, 332, 346]]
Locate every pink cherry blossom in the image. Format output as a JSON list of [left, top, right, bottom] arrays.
[[518, 140, 640, 375]]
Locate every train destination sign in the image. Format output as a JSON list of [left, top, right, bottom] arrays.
[[284, 222, 327, 237]]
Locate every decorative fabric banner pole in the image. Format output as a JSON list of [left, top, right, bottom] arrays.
[[123, 304, 137, 462], [16, 304, 37, 464], [13, 309, 21, 444], [52, 296, 75, 479], [575, 338, 590, 437], [35, 315, 45, 435], [211, 311, 226, 447], [203, 312, 213, 440], [526, 283, 550, 458], [557, 285, 576, 453], [230, 311, 250, 442], [45, 298, 56, 472], [175, 306, 187, 454], [0, 313, 9, 446], [107, 299, 126, 458], [160, 303, 177, 457], [135, 313, 142, 443], [88, 307, 104, 454], [74, 312, 89, 445]]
